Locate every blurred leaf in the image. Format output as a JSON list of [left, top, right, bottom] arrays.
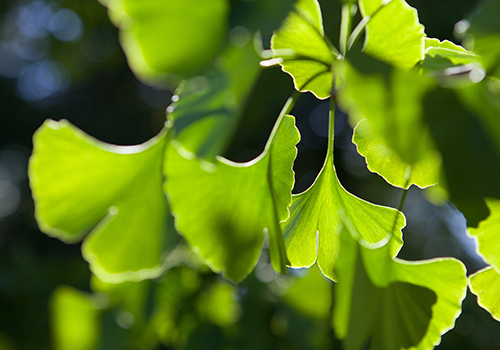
[[284, 265, 332, 319], [29, 120, 173, 282], [464, 0, 500, 77], [333, 226, 468, 350], [164, 114, 300, 282], [198, 281, 241, 327], [102, 0, 230, 81], [353, 119, 440, 189], [271, 0, 337, 99], [470, 266, 500, 322], [282, 104, 405, 281], [167, 42, 261, 160], [423, 84, 500, 226], [359, 0, 425, 69], [51, 286, 103, 350], [422, 38, 479, 71]]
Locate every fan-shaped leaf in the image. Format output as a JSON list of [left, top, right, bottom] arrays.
[[353, 119, 440, 189], [29, 120, 172, 282], [334, 226, 468, 350], [359, 0, 425, 69], [271, 0, 337, 99], [470, 266, 500, 321], [164, 112, 300, 282], [282, 102, 405, 281]]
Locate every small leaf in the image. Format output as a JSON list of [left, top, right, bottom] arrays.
[[464, 0, 500, 78], [29, 120, 172, 282], [359, 0, 425, 69], [271, 0, 336, 99], [282, 104, 405, 281], [334, 226, 468, 350], [470, 266, 500, 322], [102, 0, 230, 80], [164, 114, 300, 282], [353, 119, 440, 189], [468, 199, 500, 268], [422, 38, 479, 71]]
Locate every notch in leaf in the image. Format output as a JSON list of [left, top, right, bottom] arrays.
[[29, 120, 173, 283]]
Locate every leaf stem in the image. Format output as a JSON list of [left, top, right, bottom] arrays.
[[347, 0, 393, 51], [390, 179, 410, 235], [264, 91, 301, 152], [340, 4, 353, 57]]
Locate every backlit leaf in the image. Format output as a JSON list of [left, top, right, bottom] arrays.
[[282, 101, 405, 281], [353, 119, 440, 189], [359, 0, 425, 69], [271, 0, 337, 99], [334, 226, 468, 350], [422, 38, 479, 71], [470, 266, 500, 322], [29, 120, 173, 282], [164, 111, 300, 282], [101, 0, 229, 81]]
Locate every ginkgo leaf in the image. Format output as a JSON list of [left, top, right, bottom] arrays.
[[167, 42, 261, 160], [353, 119, 440, 189], [337, 52, 439, 183], [469, 266, 500, 321], [333, 225, 468, 350], [359, 0, 425, 69], [422, 38, 479, 71], [101, 0, 229, 81], [468, 199, 500, 268], [164, 106, 300, 283], [29, 120, 173, 283], [282, 101, 405, 281], [271, 0, 337, 99]]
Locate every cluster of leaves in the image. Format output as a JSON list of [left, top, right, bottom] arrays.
[[27, 0, 500, 349]]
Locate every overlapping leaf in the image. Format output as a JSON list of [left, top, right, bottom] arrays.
[[167, 42, 261, 160], [282, 104, 405, 281], [468, 199, 500, 321], [164, 112, 300, 282], [271, 0, 337, 99], [101, 0, 229, 81], [353, 120, 440, 189], [422, 38, 479, 71], [337, 52, 440, 188], [359, 0, 425, 69], [333, 225, 468, 350], [29, 120, 172, 282]]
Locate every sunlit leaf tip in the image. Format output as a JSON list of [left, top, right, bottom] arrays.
[[271, 0, 336, 99], [29, 119, 172, 283]]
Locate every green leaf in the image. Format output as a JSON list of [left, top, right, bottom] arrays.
[[167, 42, 261, 160], [470, 266, 500, 321], [51, 286, 104, 350], [282, 102, 405, 281], [464, 0, 500, 78], [29, 120, 172, 282], [164, 111, 300, 282], [423, 84, 500, 226], [337, 51, 438, 170], [468, 199, 500, 268], [359, 0, 425, 69], [333, 227, 468, 350], [422, 38, 479, 71], [353, 119, 440, 189], [271, 0, 337, 99], [102, 0, 229, 81]]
